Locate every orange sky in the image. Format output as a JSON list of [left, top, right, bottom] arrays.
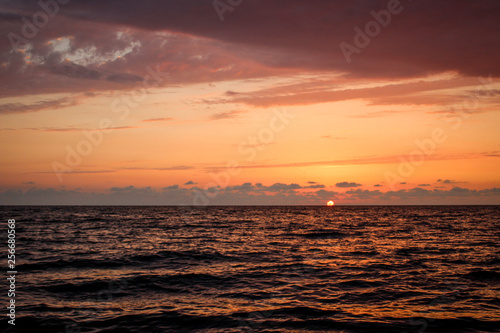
[[1, 1, 499, 204]]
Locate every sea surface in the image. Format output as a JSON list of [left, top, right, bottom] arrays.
[[1, 206, 499, 332]]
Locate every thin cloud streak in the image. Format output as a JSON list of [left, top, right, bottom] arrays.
[[209, 110, 246, 120], [232, 152, 493, 170], [0, 96, 78, 114], [141, 117, 174, 122]]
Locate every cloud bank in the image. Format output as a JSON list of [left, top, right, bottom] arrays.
[[1, 183, 499, 205]]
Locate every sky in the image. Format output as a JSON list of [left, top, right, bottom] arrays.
[[0, 0, 499, 205]]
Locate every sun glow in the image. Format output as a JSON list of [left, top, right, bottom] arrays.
[[327, 201, 335, 206]]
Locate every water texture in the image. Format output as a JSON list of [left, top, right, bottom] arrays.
[[1, 206, 499, 332]]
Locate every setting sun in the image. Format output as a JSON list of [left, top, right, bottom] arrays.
[[1, 1, 499, 332]]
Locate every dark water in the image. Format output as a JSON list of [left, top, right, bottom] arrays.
[[1, 206, 499, 332]]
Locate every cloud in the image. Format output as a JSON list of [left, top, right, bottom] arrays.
[[349, 110, 405, 118], [0, 96, 79, 114], [105, 72, 143, 83], [467, 89, 500, 97], [305, 184, 325, 189], [345, 189, 382, 199], [265, 183, 302, 191], [350, 186, 500, 199], [224, 182, 325, 192], [31, 169, 116, 175], [209, 110, 245, 121], [482, 151, 500, 158], [336, 182, 362, 188], [1, 0, 499, 99], [438, 179, 468, 185], [229, 152, 490, 170], [110, 185, 136, 192], [46, 60, 150, 85], [184, 181, 197, 185], [418, 184, 431, 186], [24, 126, 138, 132], [341, 186, 500, 204], [226, 183, 255, 191], [214, 76, 493, 108], [142, 117, 174, 122], [55, 0, 500, 79], [1, 184, 499, 205], [48, 62, 102, 80], [315, 189, 340, 199]]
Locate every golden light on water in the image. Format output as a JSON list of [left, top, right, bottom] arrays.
[[327, 201, 335, 206]]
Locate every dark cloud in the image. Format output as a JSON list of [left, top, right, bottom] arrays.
[[105, 72, 143, 83], [184, 181, 197, 185], [110, 185, 136, 192], [314, 189, 340, 199], [55, 0, 500, 78], [483, 151, 500, 158], [1, 0, 499, 98], [336, 182, 362, 188], [440, 179, 468, 185], [226, 182, 255, 191], [48, 62, 102, 80], [122, 165, 193, 171], [265, 183, 302, 191], [224, 182, 325, 192], [345, 189, 382, 199], [1, 184, 499, 205], [305, 184, 325, 189], [47, 62, 145, 84], [0, 96, 78, 114], [0, 12, 23, 22], [467, 89, 500, 97], [343, 186, 500, 204]]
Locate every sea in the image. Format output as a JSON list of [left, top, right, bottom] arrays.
[[1, 206, 499, 333]]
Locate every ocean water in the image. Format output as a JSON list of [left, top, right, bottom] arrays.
[[1, 206, 499, 333]]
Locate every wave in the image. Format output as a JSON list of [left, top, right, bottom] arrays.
[[5, 205, 500, 332], [10, 312, 499, 333]]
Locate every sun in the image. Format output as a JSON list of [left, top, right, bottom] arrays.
[[327, 201, 335, 206]]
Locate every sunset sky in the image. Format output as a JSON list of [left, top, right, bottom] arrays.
[[1, 0, 499, 205]]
